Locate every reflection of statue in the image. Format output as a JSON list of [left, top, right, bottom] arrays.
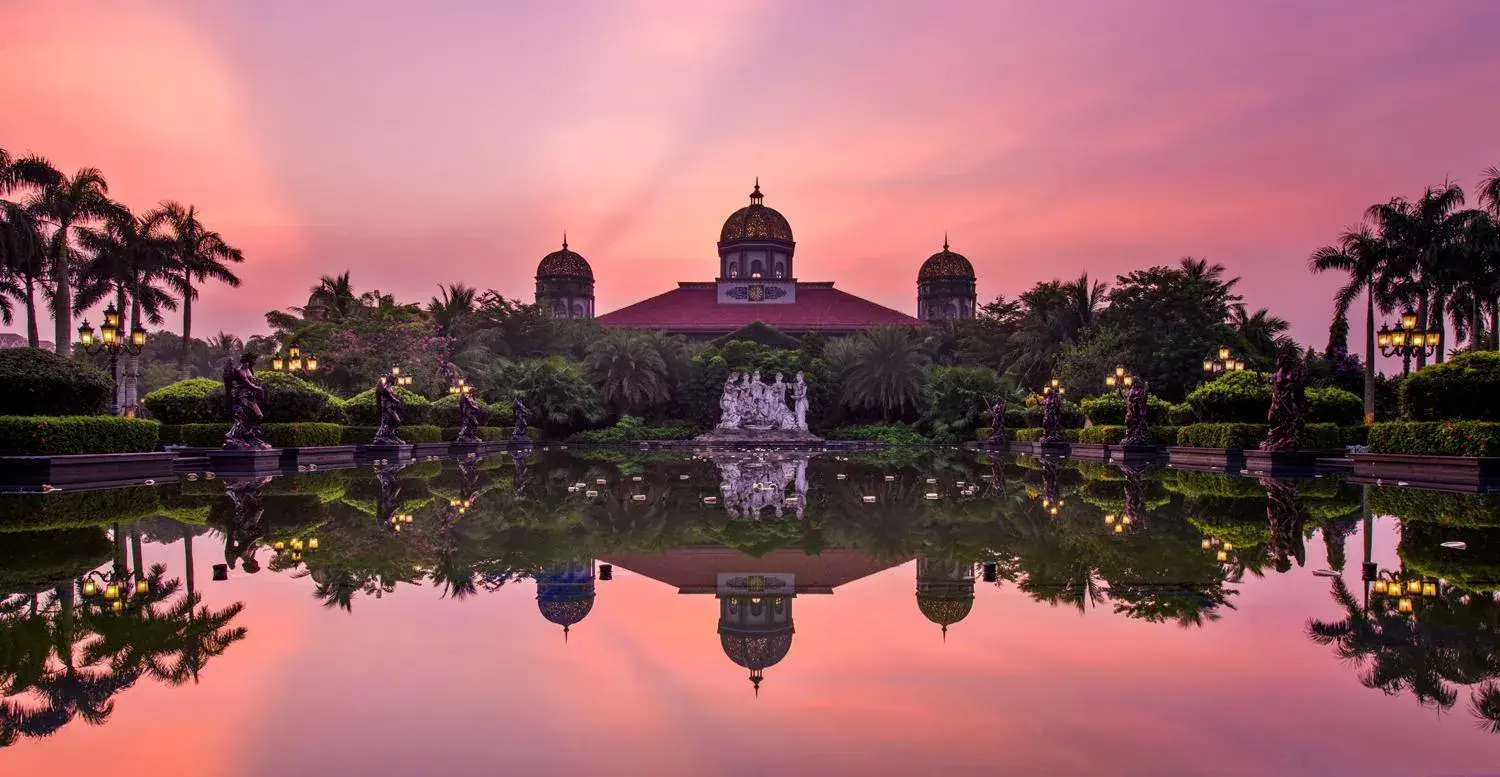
[[456, 390, 485, 443], [1040, 458, 1061, 509], [375, 462, 404, 528], [1262, 348, 1307, 452], [1119, 462, 1147, 529], [792, 373, 809, 431], [1261, 477, 1307, 571], [222, 354, 270, 450], [223, 476, 272, 571], [1122, 379, 1151, 448], [511, 393, 531, 442], [373, 377, 406, 445], [988, 455, 1007, 495], [512, 449, 533, 498], [1038, 390, 1065, 444], [987, 397, 1007, 443]]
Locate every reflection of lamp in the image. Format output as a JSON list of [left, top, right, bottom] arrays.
[[1398, 597, 1414, 613]]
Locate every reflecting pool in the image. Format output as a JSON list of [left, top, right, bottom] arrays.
[[2, 448, 1499, 776]]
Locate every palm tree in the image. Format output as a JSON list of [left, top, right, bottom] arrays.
[[426, 282, 477, 338], [301, 271, 359, 322], [76, 204, 178, 409], [0, 202, 49, 346], [1230, 305, 1290, 368], [1448, 210, 1499, 351], [1478, 165, 1500, 349], [840, 326, 931, 421], [1367, 182, 1467, 366], [26, 167, 113, 354], [204, 332, 243, 365], [583, 331, 671, 416], [1006, 274, 1106, 388], [1310, 225, 1387, 420], [152, 202, 243, 374]]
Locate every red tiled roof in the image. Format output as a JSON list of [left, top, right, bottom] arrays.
[[602, 548, 907, 594], [596, 282, 921, 332]]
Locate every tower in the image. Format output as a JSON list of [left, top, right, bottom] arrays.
[[535, 236, 595, 319], [716, 180, 798, 304], [916, 237, 977, 320]]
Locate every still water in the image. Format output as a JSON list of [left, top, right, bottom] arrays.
[[2, 448, 1499, 776]]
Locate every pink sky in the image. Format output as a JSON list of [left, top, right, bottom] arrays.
[[4, 0, 1499, 360]]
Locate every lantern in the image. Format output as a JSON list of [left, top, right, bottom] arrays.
[[1374, 579, 1388, 594], [1401, 311, 1418, 330], [83, 579, 98, 596], [1422, 581, 1437, 597], [104, 582, 120, 600], [77, 319, 95, 346], [135, 579, 149, 595]]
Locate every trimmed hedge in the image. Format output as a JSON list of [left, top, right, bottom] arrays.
[[1079, 393, 1172, 426], [339, 424, 443, 444], [176, 422, 344, 448], [1366, 421, 1500, 457], [158, 424, 181, 445], [1185, 370, 1362, 424], [441, 426, 508, 442], [0, 416, 160, 455], [1076, 425, 1179, 445], [1167, 402, 1197, 426], [208, 372, 334, 423], [1175, 422, 1349, 450], [1400, 351, 1500, 421], [1013, 427, 1081, 443], [1307, 387, 1363, 425], [0, 347, 113, 416], [1022, 399, 1085, 429], [825, 424, 930, 445], [568, 416, 702, 443], [142, 378, 222, 423], [345, 386, 433, 425], [319, 396, 347, 423]]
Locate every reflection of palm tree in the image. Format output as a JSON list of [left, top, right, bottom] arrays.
[[1474, 683, 1500, 735]]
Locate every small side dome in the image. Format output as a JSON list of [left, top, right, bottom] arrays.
[[537, 236, 593, 280], [918, 237, 975, 281]]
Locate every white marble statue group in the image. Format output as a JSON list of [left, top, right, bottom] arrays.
[[717, 371, 809, 432]]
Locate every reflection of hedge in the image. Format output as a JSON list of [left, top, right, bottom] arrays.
[[1167, 470, 1264, 499], [177, 422, 344, 448], [339, 425, 443, 444], [0, 415, 160, 454], [1074, 461, 1126, 481], [441, 426, 507, 442], [1367, 421, 1500, 457], [0, 527, 114, 592], [1187, 515, 1271, 547], [0, 486, 162, 532], [1399, 521, 1500, 592], [264, 469, 350, 502], [1369, 486, 1500, 527]]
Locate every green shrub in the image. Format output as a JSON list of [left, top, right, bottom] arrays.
[[176, 422, 344, 448], [1076, 425, 1179, 445], [441, 426, 508, 442], [1400, 351, 1500, 421], [319, 396, 348, 423], [1299, 423, 1346, 450], [0, 416, 160, 455], [1343, 425, 1369, 447], [339, 424, 443, 444], [142, 378, 222, 423], [209, 371, 334, 423], [1021, 399, 1085, 428], [1003, 407, 1027, 429], [1185, 370, 1270, 423], [0, 486, 161, 532], [1307, 387, 1362, 425], [1367, 421, 1500, 457], [1012, 427, 1080, 443], [0, 348, 112, 416], [567, 416, 703, 443], [826, 424, 930, 445], [344, 386, 432, 425], [1176, 422, 1349, 449], [1167, 402, 1197, 426], [975, 426, 994, 441], [158, 424, 181, 445], [921, 365, 1004, 441], [1079, 393, 1172, 425]]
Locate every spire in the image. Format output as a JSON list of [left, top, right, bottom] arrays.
[[942, 623, 948, 642], [563, 624, 570, 644], [943, 232, 949, 252], [562, 231, 568, 251], [751, 671, 762, 697], [750, 177, 763, 205]]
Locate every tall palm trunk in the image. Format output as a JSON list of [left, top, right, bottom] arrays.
[[1490, 297, 1499, 351], [179, 274, 193, 376], [51, 227, 72, 355], [1415, 297, 1430, 370], [23, 275, 38, 347], [125, 295, 142, 413], [114, 287, 128, 413], [1364, 287, 1375, 424], [1473, 296, 1484, 351], [1431, 293, 1447, 363], [184, 533, 195, 598]]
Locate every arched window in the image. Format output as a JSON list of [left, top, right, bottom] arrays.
[[750, 259, 764, 277], [773, 261, 785, 278], [728, 261, 739, 278], [572, 302, 585, 318]]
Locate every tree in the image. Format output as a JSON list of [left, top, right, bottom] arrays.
[[1004, 274, 1106, 389], [1367, 182, 1467, 366], [426, 283, 477, 338], [584, 331, 672, 416], [0, 203, 49, 344], [1310, 224, 1389, 421], [26, 166, 113, 354], [839, 326, 931, 421], [1230, 305, 1290, 370], [153, 202, 243, 374]]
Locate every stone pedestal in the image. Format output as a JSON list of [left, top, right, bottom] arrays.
[[279, 446, 356, 469], [411, 442, 452, 459], [1068, 443, 1111, 461], [1031, 441, 1071, 458], [1110, 444, 1161, 464], [1243, 449, 1340, 477], [1350, 453, 1500, 492], [449, 441, 486, 459], [357, 443, 413, 464], [0, 452, 176, 491], [1167, 446, 1244, 471], [206, 448, 283, 475]]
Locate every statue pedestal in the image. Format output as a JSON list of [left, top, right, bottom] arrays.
[[279, 446, 356, 469], [207, 448, 283, 475], [1031, 441, 1071, 458], [356, 443, 413, 464], [1110, 443, 1160, 464], [1244, 449, 1336, 477]]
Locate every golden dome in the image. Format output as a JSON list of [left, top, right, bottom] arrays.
[[720, 181, 794, 243], [916, 593, 974, 626], [918, 237, 975, 281], [537, 236, 593, 280]]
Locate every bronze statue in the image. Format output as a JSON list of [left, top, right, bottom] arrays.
[[373, 376, 406, 446], [987, 396, 1008, 444], [1261, 347, 1308, 452], [1122, 379, 1151, 448], [456, 389, 486, 443], [222, 354, 270, 450], [511, 393, 531, 442], [1038, 389, 1065, 444]]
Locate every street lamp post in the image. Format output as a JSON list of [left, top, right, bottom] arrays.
[[1104, 364, 1135, 392], [389, 366, 413, 387], [1377, 310, 1439, 376], [1202, 347, 1246, 376], [76, 303, 146, 415], [270, 345, 318, 374]]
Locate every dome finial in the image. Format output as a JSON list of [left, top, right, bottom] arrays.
[[562, 231, 568, 251], [942, 623, 948, 642], [750, 177, 763, 205], [943, 232, 949, 251], [563, 624, 570, 644]]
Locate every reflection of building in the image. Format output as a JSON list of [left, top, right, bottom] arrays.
[[536, 559, 596, 639], [591, 182, 933, 337], [915, 556, 976, 637], [606, 548, 905, 693]]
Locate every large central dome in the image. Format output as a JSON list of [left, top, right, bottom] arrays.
[[918, 238, 975, 281], [720, 181, 794, 243]]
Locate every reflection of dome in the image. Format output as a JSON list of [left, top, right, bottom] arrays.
[[720, 631, 794, 671], [915, 557, 976, 637], [538, 596, 595, 627], [918, 238, 975, 280], [536, 237, 593, 280], [718, 593, 794, 695], [536, 560, 596, 637], [916, 593, 974, 627], [720, 181, 794, 243]]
